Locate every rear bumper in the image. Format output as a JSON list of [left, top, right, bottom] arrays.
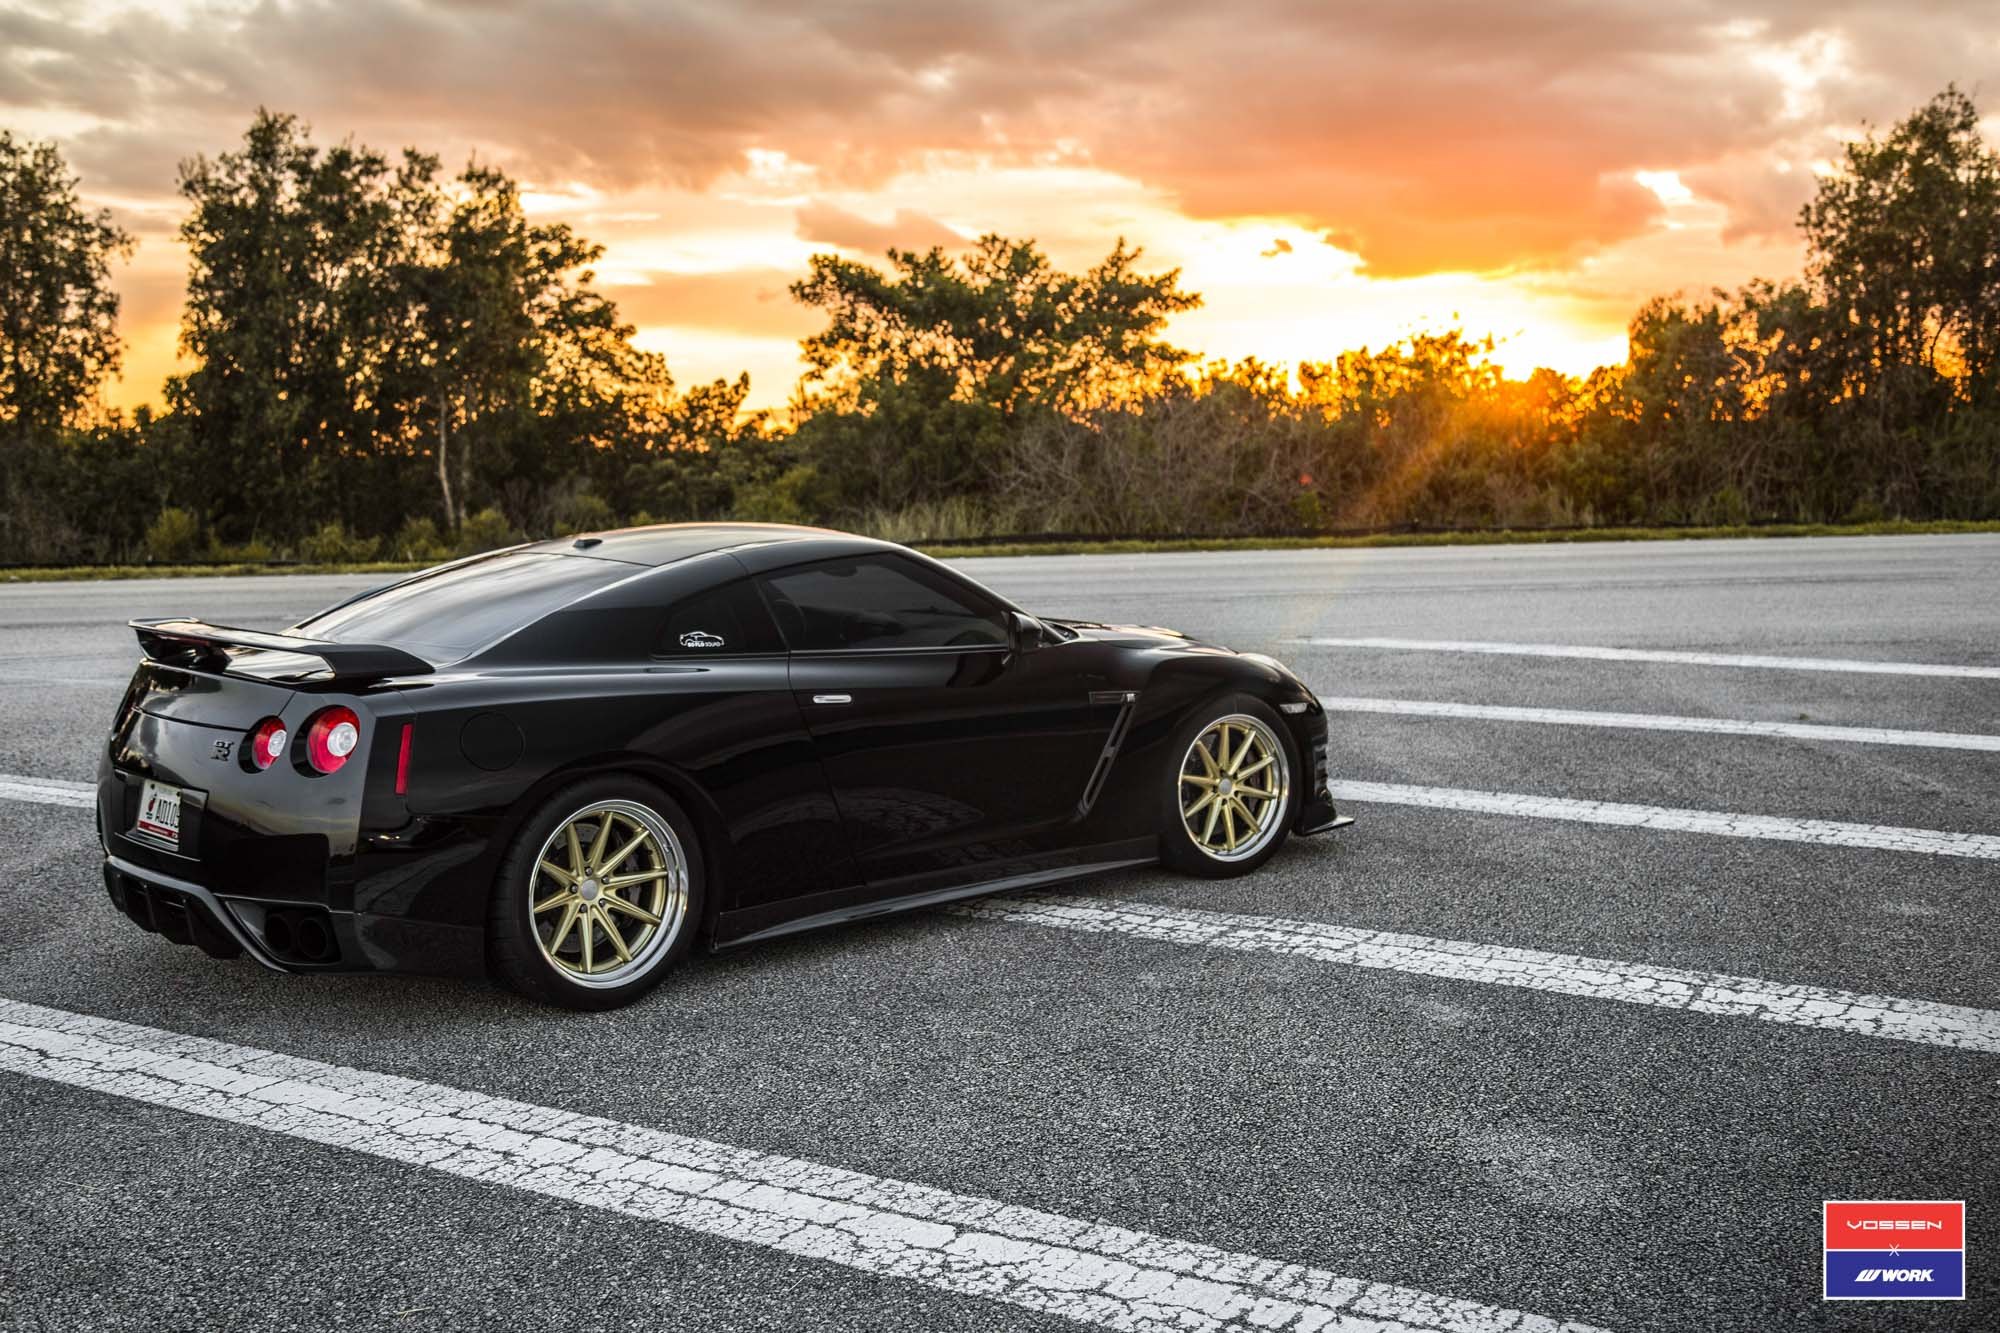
[[103, 854, 369, 973]]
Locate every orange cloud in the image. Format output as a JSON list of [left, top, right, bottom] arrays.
[[604, 268, 820, 341], [9, 1, 1995, 278], [795, 202, 966, 254]]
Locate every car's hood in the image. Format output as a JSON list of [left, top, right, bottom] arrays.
[[1046, 618, 1229, 652]]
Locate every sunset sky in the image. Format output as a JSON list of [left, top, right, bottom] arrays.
[[4, 0, 1995, 414]]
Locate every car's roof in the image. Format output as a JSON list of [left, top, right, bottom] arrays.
[[515, 522, 871, 567]]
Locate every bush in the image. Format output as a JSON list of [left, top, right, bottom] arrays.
[[553, 491, 614, 536], [206, 536, 276, 563], [144, 507, 202, 562], [455, 507, 521, 557], [731, 464, 824, 525], [391, 516, 449, 563], [296, 521, 381, 564], [855, 496, 1003, 543]]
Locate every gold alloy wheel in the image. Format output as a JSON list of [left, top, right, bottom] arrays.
[[1178, 713, 1290, 862], [529, 799, 688, 988]]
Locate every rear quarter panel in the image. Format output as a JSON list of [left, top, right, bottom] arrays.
[[369, 661, 853, 938]]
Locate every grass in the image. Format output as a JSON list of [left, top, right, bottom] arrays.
[[916, 518, 2000, 559], [0, 559, 432, 584], [3, 518, 1996, 582]]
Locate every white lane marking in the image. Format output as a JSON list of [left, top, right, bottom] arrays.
[[0, 775, 93, 808], [1288, 637, 2000, 680], [1314, 697, 2000, 752], [951, 895, 2000, 1055], [0, 1000, 1610, 1333], [1331, 780, 2000, 860]]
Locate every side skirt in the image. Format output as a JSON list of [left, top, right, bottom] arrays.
[[712, 854, 1157, 952]]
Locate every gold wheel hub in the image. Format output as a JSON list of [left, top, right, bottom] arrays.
[[529, 799, 688, 988], [1178, 714, 1289, 862]]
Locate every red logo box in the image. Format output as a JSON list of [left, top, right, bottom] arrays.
[[1825, 1201, 1965, 1251]]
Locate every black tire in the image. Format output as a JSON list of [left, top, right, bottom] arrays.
[[488, 775, 704, 1010], [1159, 693, 1298, 879]]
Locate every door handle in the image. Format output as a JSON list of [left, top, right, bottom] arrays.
[[811, 693, 852, 705]]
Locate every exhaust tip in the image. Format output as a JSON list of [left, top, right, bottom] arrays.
[[295, 915, 334, 963], [262, 911, 296, 956]]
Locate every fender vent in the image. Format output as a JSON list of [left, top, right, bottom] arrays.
[[1075, 692, 1139, 818]]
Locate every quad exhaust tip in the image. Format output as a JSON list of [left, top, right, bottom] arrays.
[[258, 908, 338, 965]]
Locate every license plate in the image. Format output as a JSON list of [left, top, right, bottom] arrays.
[[134, 779, 184, 847]]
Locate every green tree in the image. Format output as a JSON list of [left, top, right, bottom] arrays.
[[170, 111, 428, 540], [1803, 86, 2000, 406], [790, 236, 1198, 512], [0, 132, 133, 445]]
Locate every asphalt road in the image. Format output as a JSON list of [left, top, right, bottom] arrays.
[[2, 534, 1996, 1332]]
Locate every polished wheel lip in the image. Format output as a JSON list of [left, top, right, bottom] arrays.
[[1178, 713, 1289, 862], [529, 798, 687, 989]]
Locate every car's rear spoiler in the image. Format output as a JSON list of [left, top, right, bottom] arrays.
[[129, 619, 433, 680]]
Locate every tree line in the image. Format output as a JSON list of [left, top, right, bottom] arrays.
[[2, 90, 1997, 566]]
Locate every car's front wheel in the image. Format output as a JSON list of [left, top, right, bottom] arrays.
[[488, 777, 703, 1010], [1160, 697, 1296, 878]]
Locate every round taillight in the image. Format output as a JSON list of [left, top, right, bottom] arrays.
[[304, 706, 362, 774], [245, 717, 289, 772]]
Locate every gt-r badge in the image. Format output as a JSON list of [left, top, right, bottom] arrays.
[[678, 630, 725, 649], [212, 739, 234, 761]]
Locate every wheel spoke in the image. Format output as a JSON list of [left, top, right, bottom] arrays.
[[595, 907, 633, 963], [601, 868, 665, 891], [580, 910, 595, 973], [536, 860, 576, 889], [1183, 791, 1215, 820], [564, 823, 585, 877], [1180, 773, 1216, 788], [532, 888, 574, 914], [595, 827, 653, 877], [1192, 739, 1219, 778], [546, 901, 580, 953], [1236, 785, 1277, 800], [1221, 801, 1238, 850], [1200, 798, 1222, 845], [603, 893, 662, 926], [586, 814, 615, 873], [1231, 797, 1261, 836], [1236, 754, 1274, 781], [1229, 731, 1258, 774]]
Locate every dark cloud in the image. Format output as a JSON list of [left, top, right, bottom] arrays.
[[795, 202, 966, 254], [3, 0, 1995, 276]]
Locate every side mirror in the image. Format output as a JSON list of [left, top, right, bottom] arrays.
[[1007, 611, 1044, 655]]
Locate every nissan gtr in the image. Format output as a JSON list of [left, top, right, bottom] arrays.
[[99, 524, 1352, 1009]]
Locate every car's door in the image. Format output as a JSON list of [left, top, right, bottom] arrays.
[[643, 575, 860, 912], [757, 553, 1125, 893]]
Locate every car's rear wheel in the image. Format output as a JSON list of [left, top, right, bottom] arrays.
[[488, 777, 703, 1010], [1160, 697, 1295, 878]]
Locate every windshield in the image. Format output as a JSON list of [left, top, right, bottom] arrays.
[[297, 552, 635, 663]]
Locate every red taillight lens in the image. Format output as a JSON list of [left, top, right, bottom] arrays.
[[394, 723, 412, 795], [304, 706, 362, 774], [246, 717, 288, 771]]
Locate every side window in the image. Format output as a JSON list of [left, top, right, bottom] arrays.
[[757, 555, 1008, 651], [655, 580, 784, 656]]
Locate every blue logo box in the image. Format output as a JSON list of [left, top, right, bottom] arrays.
[[1824, 1249, 1965, 1300]]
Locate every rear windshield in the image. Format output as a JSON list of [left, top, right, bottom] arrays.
[[297, 552, 634, 663]]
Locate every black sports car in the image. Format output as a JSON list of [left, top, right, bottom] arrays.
[[99, 524, 1352, 1008]]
